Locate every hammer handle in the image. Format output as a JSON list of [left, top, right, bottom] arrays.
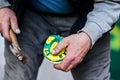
[[9, 29, 19, 48]]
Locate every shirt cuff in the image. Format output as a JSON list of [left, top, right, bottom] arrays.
[[0, 1, 11, 8], [77, 21, 103, 47]]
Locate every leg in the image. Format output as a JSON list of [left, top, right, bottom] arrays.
[[71, 33, 110, 80], [3, 40, 43, 80]]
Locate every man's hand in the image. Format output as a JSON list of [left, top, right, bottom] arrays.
[[0, 8, 20, 41], [52, 32, 91, 72]]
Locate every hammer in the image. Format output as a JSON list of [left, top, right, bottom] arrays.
[[9, 29, 28, 64]]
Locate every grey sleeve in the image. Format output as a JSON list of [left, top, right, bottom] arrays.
[[0, 0, 11, 8], [80, 0, 120, 46]]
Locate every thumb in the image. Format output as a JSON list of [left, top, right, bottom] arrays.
[[52, 38, 68, 55], [10, 15, 21, 34]]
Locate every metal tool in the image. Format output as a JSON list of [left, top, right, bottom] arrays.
[[9, 29, 28, 64]]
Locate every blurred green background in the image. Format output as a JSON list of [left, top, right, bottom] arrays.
[[110, 19, 120, 80]]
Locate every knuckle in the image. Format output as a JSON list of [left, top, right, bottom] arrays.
[[3, 34, 8, 40], [63, 37, 68, 43], [65, 56, 74, 62], [11, 16, 17, 22], [2, 31, 9, 40], [55, 45, 59, 49], [59, 38, 68, 47], [54, 46, 60, 52], [65, 58, 71, 62], [0, 25, 2, 32], [75, 59, 80, 64], [73, 49, 80, 55], [79, 57, 84, 62], [74, 56, 83, 64], [60, 66, 65, 70]]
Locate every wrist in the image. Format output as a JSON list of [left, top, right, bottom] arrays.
[[77, 31, 92, 48]]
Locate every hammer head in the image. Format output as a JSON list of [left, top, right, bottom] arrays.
[[9, 43, 28, 64]]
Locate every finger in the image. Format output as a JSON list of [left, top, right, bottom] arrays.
[[53, 63, 70, 72], [0, 23, 3, 37], [65, 62, 78, 72], [64, 46, 84, 72], [65, 64, 75, 72], [65, 49, 88, 72], [54, 51, 75, 71], [54, 45, 76, 71], [10, 16, 20, 34], [52, 38, 69, 55], [0, 24, 3, 37], [53, 64, 63, 71], [2, 21, 11, 41], [77, 48, 88, 63], [65, 59, 80, 72]]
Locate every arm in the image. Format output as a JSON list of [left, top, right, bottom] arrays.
[[53, 0, 120, 72], [0, 0, 20, 41], [80, 0, 120, 46]]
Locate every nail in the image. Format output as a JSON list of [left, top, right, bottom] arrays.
[[52, 50, 56, 55], [15, 29, 21, 34]]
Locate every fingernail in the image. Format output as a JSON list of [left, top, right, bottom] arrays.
[[52, 50, 56, 55], [54, 64, 60, 69], [54, 64, 57, 68], [15, 29, 20, 34]]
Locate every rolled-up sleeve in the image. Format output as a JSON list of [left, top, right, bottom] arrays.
[[0, 0, 11, 8], [80, 0, 120, 46]]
